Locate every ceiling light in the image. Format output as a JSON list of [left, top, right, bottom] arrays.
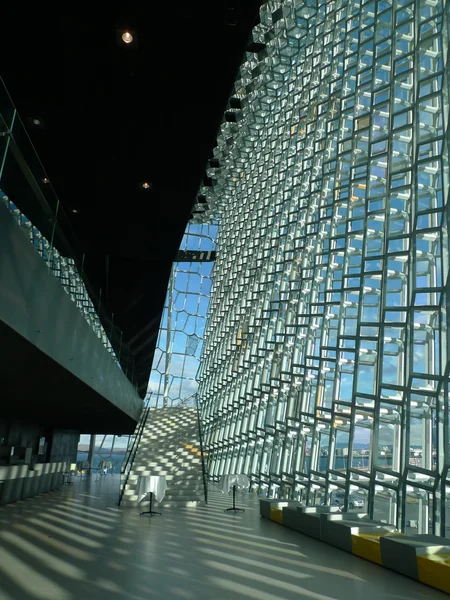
[[41, 177, 50, 184], [122, 31, 133, 44], [32, 118, 41, 126], [140, 181, 152, 190], [71, 209, 79, 214]]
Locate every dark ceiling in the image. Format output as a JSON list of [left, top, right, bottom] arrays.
[[0, 4, 261, 398]]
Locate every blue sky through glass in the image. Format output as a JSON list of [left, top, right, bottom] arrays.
[[146, 224, 216, 406]]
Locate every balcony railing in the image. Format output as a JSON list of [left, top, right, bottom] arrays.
[[2, 193, 120, 362], [0, 77, 137, 385]]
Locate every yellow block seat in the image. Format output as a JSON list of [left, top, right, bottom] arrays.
[[270, 507, 283, 524], [416, 552, 450, 595], [352, 532, 403, 565]]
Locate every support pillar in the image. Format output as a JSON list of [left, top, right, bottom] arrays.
[[88, 434, 96, 474]]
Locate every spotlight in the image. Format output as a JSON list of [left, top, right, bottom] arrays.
[[122, 31, 133, 44]]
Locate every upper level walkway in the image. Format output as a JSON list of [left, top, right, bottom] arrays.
[[0, 77, 142, 432]]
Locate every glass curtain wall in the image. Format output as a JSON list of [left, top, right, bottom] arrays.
[[147, 224, 216, 407], [76, 434, 128, 474], [197, 0, 450, 536]]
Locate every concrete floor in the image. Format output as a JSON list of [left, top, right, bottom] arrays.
[[0, 476, 446, 600]]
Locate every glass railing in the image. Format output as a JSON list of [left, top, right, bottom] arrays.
[[0, 77, 137, 385], [1, 192, 120, 361]]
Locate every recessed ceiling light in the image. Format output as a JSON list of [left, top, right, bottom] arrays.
[[32, 118, 41, 126], [140, 181, 152, 190], [41, 177, 50, 184], [122, 31, 133, 44], [71, 209, 79, 214]]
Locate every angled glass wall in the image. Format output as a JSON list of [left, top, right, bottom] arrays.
[[197, 0, 450, 536], [147, 224, 216, 407]]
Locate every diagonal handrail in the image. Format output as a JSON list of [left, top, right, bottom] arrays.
[[118, 394, 152, 506], [194, 394, 208, 504], [173, 392, 198, 408]]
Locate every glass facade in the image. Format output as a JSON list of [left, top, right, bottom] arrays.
[[197, 0, 450, 536], [77, 434, 128, 474], [147, 224, 216, 407]]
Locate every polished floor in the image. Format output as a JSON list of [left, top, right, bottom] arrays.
[[0, 476, 446, 600]]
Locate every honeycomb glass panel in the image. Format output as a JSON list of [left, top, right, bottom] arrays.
[[147, 224, 216, 407], [189, 0, 450, 536]]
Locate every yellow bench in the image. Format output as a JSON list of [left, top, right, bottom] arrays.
[[416, 552, 450, 594], [270, 507, 283, 524], [352, 532, 403, 565]]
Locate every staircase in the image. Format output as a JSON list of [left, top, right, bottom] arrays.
[[120, 407, 206, 508]]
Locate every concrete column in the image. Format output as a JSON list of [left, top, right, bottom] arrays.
[[88, 435, 96, 474]]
